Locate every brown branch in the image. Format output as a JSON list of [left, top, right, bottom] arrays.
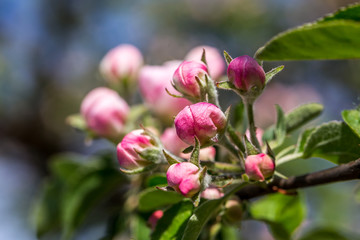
[[237, 158, 360, 200]]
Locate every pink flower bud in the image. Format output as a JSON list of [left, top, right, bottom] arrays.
[[139, 61, 191, 122], [245, 153, 275, 181], [160, 128, 216, 160], [224, 199, 243, 223], [80, 87, 129, 139], [174, 102, 227, 146], [117, 129, 154, 170], [201, 187, 224, 200], [227, 55, 265, 96], [172, 60, 208, 98], [148, 210, 163, 230], [166, 162, 201, 198], [99, 44, 143, 83], [185, 45, 225, 80], [245, 128, 264, 146]]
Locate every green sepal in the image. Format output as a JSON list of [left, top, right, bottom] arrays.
[[265, 65, 284, 85], [223, 50, 233, 65], [163, 150, 183, 165], [227, 125, 246, 154], [190, 137, 201, 167], [201, 48, 208, 66], [216, 81, 236, 90], [165, 87, 183, 98], [183, 146, 194, 154], [244, 135, 260, 156], [266, 142, 276, 161], [134, 147, 163, 163]]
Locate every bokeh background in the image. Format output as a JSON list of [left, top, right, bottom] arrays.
[[0, 0, 360, 239]]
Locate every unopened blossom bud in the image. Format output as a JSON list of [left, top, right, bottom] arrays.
[[185, 45, 225, 80], [99, 44, 143, 83], [117, 129, 159, 171], [172, 61, 208, 98], [139, 61, 191, 123], [245, 128, 264, 146], [167, 162, 201, 198], [80, 87, 129, 140], [227, 55, 265, 101], [174, 102, 227, 146], [224, 199, 243, 223], [148, 210, 163, 230], [245, 153, 275, 181], [160, 128, 216, 160], [201, 187, 224, 200]]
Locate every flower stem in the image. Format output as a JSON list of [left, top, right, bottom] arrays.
[[246, 102, 261, 151]]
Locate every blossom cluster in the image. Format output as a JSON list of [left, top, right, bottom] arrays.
[[74, 43, 276, 227]]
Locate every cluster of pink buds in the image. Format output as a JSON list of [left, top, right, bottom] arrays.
[[80, 87, 129, 140]]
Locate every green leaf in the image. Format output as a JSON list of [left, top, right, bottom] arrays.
[[146, 174, 168, 187], [151, 200, 194, 240], [250, 193, 306, 240], [132, 215, 152, 240], [302, 121, 360, 164], [275, 105, 286, 146], [263, 103, 323, 142], [285, 103, 323, 133], [61, 168, 125, 239], [342, 109, 360, 138], [181, 183, 247, 240], [256, 20, 360, 60], [298, 227, 354, 240], [265, 65, 284, 85], [320, 3, 360, 22], [295, 128, 315, 153], [31, 179, 63, 238], [138, 188, 184, 212]]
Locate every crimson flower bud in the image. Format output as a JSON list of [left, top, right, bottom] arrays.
[[245, 153, 275, 181], [80, 87, 129, 140], [185, 45, 225, 80], [139, 61, 191, 122], [148, 210, 163, 230], [99, 44, 143, 83], [174, 102, 227, 146], [166, 162, 201, 198], [117, 129, 159, 171], [227, 55, 265, 102], [172, 60, 208, 98]]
